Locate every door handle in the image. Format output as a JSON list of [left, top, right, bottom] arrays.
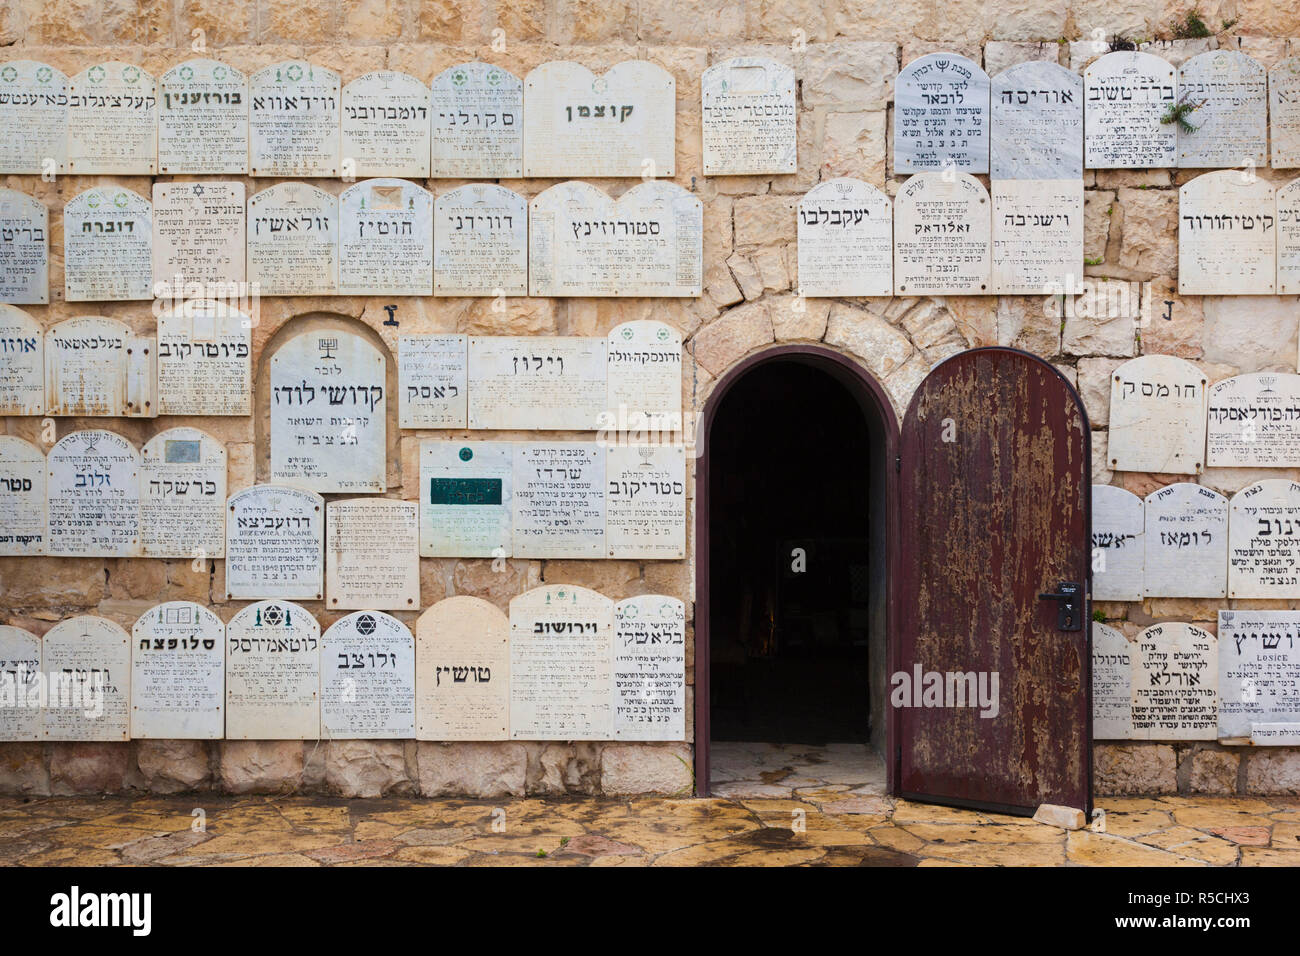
[[1037, 581, 1082, 632]]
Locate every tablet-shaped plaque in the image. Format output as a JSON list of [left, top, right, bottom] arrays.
[[42, 616, 130, 742], [1092, 622, 1133, 740], [341, 71, 431, 178], [895, 52, 990, 174], [0, 61, 69, 175], [131, 601, 224, 740], [325, 498, 419, 611], [605, 320, 683, 428], [510, 584, 614, 740], [893, 173, 991, 296], [1280, 177, 1300, 294], [528, 181, 702, 297], [152, 181, 246, 289], [1084, 51, 1176, 169], [1176, 51, 1267, 168], [415, 595, 509, 741], [1143, 483, 1228, 598], [990, 61, 1083, 179], [226, 600, 320, 740], [0, 436, 45, 556], [430, 62, 523, 178], [1218, 610, 1300, 742], [701, 57, 797, 176], [796, 179, 892, 297], [1269, 58, 1300, 169], [0, 189, 48, 304], [0, 304, 44, 415], [249, 61, 340, 177], [1131, 622, 1216, 741], [434, 184, 527, 297], [45, 316, 142, 417], [67, 62, 156, 174], [338, 178, 433, 295], [399, 334, 467, 428], [512, 443, 604, 559], [224, 484, 324, 601], [613, 595, 685, 741], [420, 440, 512, 558], [157, 58, 248, 174], [47, 430, 140, 557], [140, 428, 226, 560], [63, 187, 152, 302], [523, 60, 674, 178], [320, 611, 415, 740], [157, 299, 252, 416], [1178, 173, 1275, 295], [991, 179, 1083, 294], [1207, 372, 1300, 468], [1228, 479, 1300, 598], [247, 182, 338, 296], [1091, 484, 1144, 601], [1107, 355, 1207, 474], [0, 625, 41, 741], [606, 445, 685, 559], [468, 335, 607, 430]]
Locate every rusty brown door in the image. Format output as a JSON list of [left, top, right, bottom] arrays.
[[895, 347, 1092, 816]]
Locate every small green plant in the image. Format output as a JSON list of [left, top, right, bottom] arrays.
[[1172, 7, 1212, 39], [1092, 609, 1107, 623], [1161, 93, 1206, 134], [1084, 256, 1104, 266], [1221, 17, 1239, 31], [536, 849, 547, 858], [559, 836, 570, 847]]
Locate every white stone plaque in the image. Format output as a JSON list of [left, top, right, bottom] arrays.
[[1217, 610, 1300, 743], [512, 443, 605, 559], [320, 611, 415, 740], [701, 57, 797, 176], [1091, 484, 1144, 601], [1228, 479, 1300, 599], [1131, 622, 1217, 741], [796, 179, 893, 298], [0, 60, 68, 175], [45, 316, 142, 417], [1269, 57, 1300, 169], [338, 178, 433, 295], [0, 436, 45, 556], [1178, 172, 1275, 295], [0, 189, 48, 304], [140, 428, 226, 560], [131, 601, 224, 740], [47, 430, 140, 557], [399, 334, 467, 429], [0, 304, 44, 415], [226, 600, 320, 740], [1107, 355, 1207, 474], [325, 498, 419, 611], [247, 182, 338, 296], [1176, 51, 1267, 168], [224, 484, 324, 601], [341, 71, 431, 178], [991, 179, 1083, 294], [1143, 482, 1228, 598], [893, 173, 991, 296], [249, 61, 340, 177], [0, 625, 41, 741], [67, 62, 156, 174], [1279, 177, 1300, 295], [157, 58, 248, 174], [419, 440, 512, 559], [1084, 51, 1177, 169], [63, 187, 152, 301], [42, 616, 130, 742], [433, 184, 527, 297], [1207, 372, 1300, 468], [415, 595, 510, 741], [430, 62, 523, 178], [895, 52, 990, 174], [152, 181, 246, 289], [990, 61, 1083, 179], [606, 445, 685, 559], [1092, 622, 1133, 740], [605, 320, 683, 429], [613, 595, 685, 741], [156, 299, 252, 416], [468, 335, 607, 430]]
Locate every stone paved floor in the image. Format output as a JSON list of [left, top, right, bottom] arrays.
[[2, 790, 1299, 866], [709, 742, 886, 798]]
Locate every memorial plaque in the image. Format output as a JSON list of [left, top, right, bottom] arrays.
[[1091, 484, 1144, 601], [0, 436, 45, 556], [247, 183, 338, 296], [0, 625, 41, 741], [1217, 610, 1300, 742], [338, 178, 433, 296], [430, 62, 523, 178], [270, 330, 386, 493], [1206, 372, 1300, 468], [225, 600, 320, 740], [224, 484, 324, 601], [152, 181, 246, 289], [895, 52, 990, 174], [156, 299, 252, 416], [63, 187, 152, 302], [1228, 479, 1300, 599], [1178, 172, 1275, 295], [419, 440, 512, 558], [701, 57, 797, 176], [893, 173, 991, 296], [67, 62, 156, 174], [157, 58, 248, 174], [0, 60, 68, 175], [523, 60, 674, 178], [1131, 622, 1217, 741], [415, 595, 509, 741], [42, 616, 130, 742], [398, 334, 466, 428], [1107, 355, 1207, 474], [468, 335, 607, 430], [433, 184, 527, 297], [1176, 51, 1267, 168], [1279, 177, 1300, 294], [796, 179, 893, 298], [0, 304, 44, 415], [140, 427, 226, 560], [991, 179, 1083, 294], [605, 320, 683, 428], [47, 430, 140, 557], [1092, 622, 1133, 740], [1269, 57, 1300, 169], [509, 585, 614, 740], [341, 71, 430, 178], [512, 443, 605, 559], [130, 601, 224, 739], [325, 498, 419, 610], [606, 445, 685, 559], [320, 611, 415, 740], [1143, 482, 1228, 598], [249, 61, 340, 177], [45, 316, 135, 417], [613, 595, 686, 741], [990, 61, 1083, 179], [0, 189, 48, 304], [1084, 51, 1176, 169]]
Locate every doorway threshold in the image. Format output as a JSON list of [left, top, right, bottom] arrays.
[[709, 742, 887, 799]]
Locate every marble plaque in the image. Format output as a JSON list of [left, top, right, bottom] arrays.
[[0, 304, 44, 415], [63, 187, 152, 301], [1228, 479, 1300, 599], [430, 62, 523, 178], [0, 625, 41, 741], [325, 498, 419, 611], [45, 316, 132, 416], [340, 71, 430, 177], [796, 179, 893, 297], [67, 62, 156, 174], [140, 428, 226, 560], [152, 181, 246, 289], [1269, 57, 1300, 169], [613, 595, 686, 741], [415, 595, 510, 741], [1178, 173, 1275, 295], [1107, 355, 1207, 475], [0, 189, 48, 304], [224, 484, 324, 601], [1217, 610, 1300, 742], [1084, 52, 1177, 169], [131, 601, 224, 739], [606, 445, 685, 559], [247, 182, 338, 296], [249, 61, 340, 177], [895, 52, 990, 174], [398, 334, 467, 428], [270, 330, 386, 493], [47, 430, 140, 557], [893, 173, 991, 296], [1176, 51, 1267, 168], [1206, 372, 1300, 468], [0, 61, 68, 175], [1131, 622, 1217, 741], [1279, 177, 1300, 295], [991, 179, 1083, 294], [338, 178, 433, 295], [990, 61, 1083, 179], [523, 60, 675, 178], [1092, 622, 1133, 740], [156, 299, 252, 416], [701, 57, 797, 176], [605, 320, 683, 429], [0, 436, 45, 556], [42, 616, 130, 742], [433, 184, 527, 297], [419, 440, 512, 559], [225, 600, 320, 740], [509, 585, 614, 740], [320, 611, 415, 740], [468, 335, 607, 430], [157, 58, 248, 174], [512, 443, 605, 559], [1143, 483, 1228, 598], [1091, 484, 1144, 602]]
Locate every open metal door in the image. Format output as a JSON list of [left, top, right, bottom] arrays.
[[894, 347, 1092, 816]]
